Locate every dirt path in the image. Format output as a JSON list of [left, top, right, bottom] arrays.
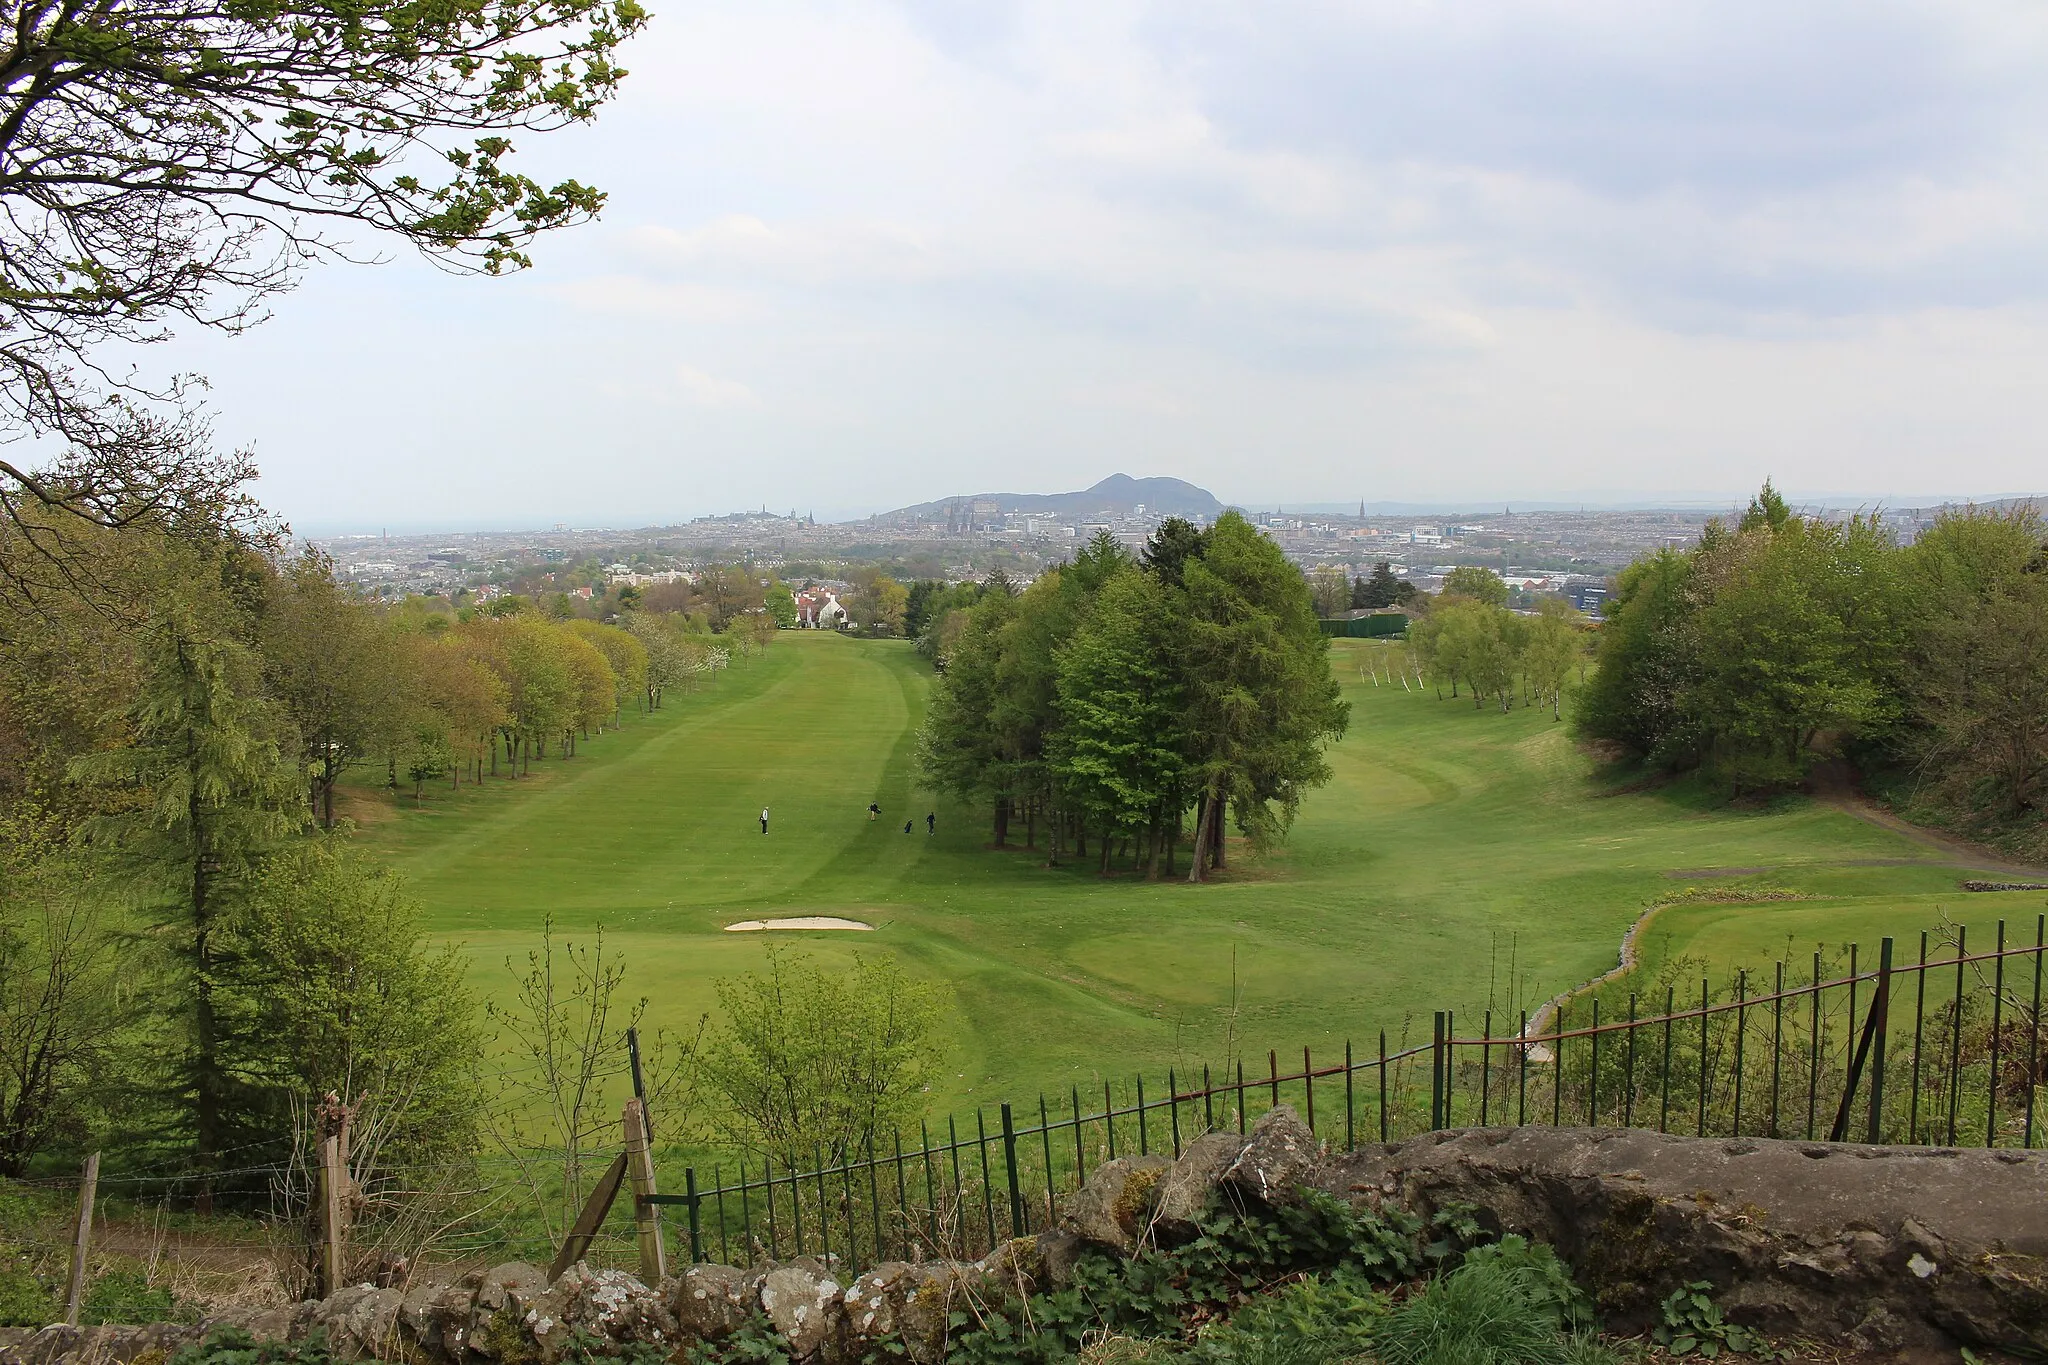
[[1822, 793, 2048, 877], [1805, 761, 2048, 879]]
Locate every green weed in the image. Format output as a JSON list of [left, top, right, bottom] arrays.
[[1372, 1257, 1574, 1365]]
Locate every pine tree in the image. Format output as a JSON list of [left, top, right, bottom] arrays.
[[1178, 513, 1349, 881], [1051, 568, 1186, 876], [70, 610, 303, 1203]]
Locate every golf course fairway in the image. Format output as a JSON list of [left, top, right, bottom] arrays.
[[349, 631, 2047, 1113]]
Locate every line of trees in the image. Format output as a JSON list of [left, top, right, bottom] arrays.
[[916, 513, 1349, 881], [0, 508, 775, 1194], [1578, 483, 2048, 833], [264, 552, 780, 820], [1402, 567, 1591, 720]]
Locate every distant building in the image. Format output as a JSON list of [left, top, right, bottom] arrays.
[[1565, 584, 1610, 613], [794, 590, 849, 628]]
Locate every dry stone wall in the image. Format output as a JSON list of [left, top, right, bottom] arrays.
[[6, 1110, 2043, 1365]]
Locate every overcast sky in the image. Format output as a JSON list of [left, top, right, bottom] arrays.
[[152, 0, 2048, 529]]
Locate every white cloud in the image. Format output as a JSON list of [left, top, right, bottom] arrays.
[[145, 0, 2048, 526], [674, 363, 761, 410]]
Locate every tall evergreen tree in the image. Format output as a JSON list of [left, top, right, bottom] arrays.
[[1051, 568, 1186, 876], [1355, 561, 1403, 609], [915, 589, 1018, 840], [1179, 513, 1349, 880], [1139, 517, 1209, 588], [70, 608, 303, 1202]]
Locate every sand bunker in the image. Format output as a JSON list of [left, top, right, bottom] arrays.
[[725, 916, 875, 932]]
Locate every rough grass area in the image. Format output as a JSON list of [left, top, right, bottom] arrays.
[[0, 1181, 278, 1328], [347, 633, 2021, 1118]]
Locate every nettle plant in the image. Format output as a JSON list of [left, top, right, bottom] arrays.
[[944, 1190, 1425, 1365], [1651, 1281, 1779, 1360]]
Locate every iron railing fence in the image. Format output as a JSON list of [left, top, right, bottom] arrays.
[[651, 917, 2046, 1273]]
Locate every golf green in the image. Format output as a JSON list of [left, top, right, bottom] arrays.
[[353, 632, 2035, 1113]]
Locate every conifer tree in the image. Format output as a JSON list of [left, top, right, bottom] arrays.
[[70, 609, 303, 1202]]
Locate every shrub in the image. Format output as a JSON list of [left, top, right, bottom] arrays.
[[82, 1268, 183, 1325], [0, 1256, 55, 1329], [0, 1184, 59, 1328]]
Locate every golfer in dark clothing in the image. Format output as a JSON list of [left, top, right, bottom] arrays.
[[760, 807, 769, 834], [926, 812, 936, 834], [903, 820, 913, 834], [867, 802, 880, 821]]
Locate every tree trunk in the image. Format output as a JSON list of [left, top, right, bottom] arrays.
[[1025, 798, 1036, 849], [1099, 829, 1113, 875], [1187, 784, 1219, 883]]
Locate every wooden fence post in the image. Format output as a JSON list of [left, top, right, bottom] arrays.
[[550, 1152, 629, 1281], [63, 1152, 99, 1326], [624, 1098, 666, 1283], [316, 1090, 354, 1296], [320, 1133, 346, 1296]]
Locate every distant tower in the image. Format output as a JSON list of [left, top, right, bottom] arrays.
[[1358, 499, 1365, 518]]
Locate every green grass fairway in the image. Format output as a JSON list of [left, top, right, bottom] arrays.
[[353, 632, 2036, 1114]]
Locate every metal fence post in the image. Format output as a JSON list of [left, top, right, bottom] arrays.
[[1430, 1012, 1446, 1131], [1039, 1095, 1056, 1227], [1867, 938, 1894, 1145], [1344, 1040, 1355, 1152], [1989, 923, 2006, 1148], [1168, 1069, 1182, 1156], [1831, 939, 1892, 1144], [1378, 1030, 1389, 1143], [975, 1110, 996, 1248], [2029, 915, 2045, 1150], [684, 1167, 703, 1264], [1000, 1103, 1024, 1240]]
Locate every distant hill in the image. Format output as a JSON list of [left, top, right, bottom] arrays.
[[873, 474, 1224, 524]]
